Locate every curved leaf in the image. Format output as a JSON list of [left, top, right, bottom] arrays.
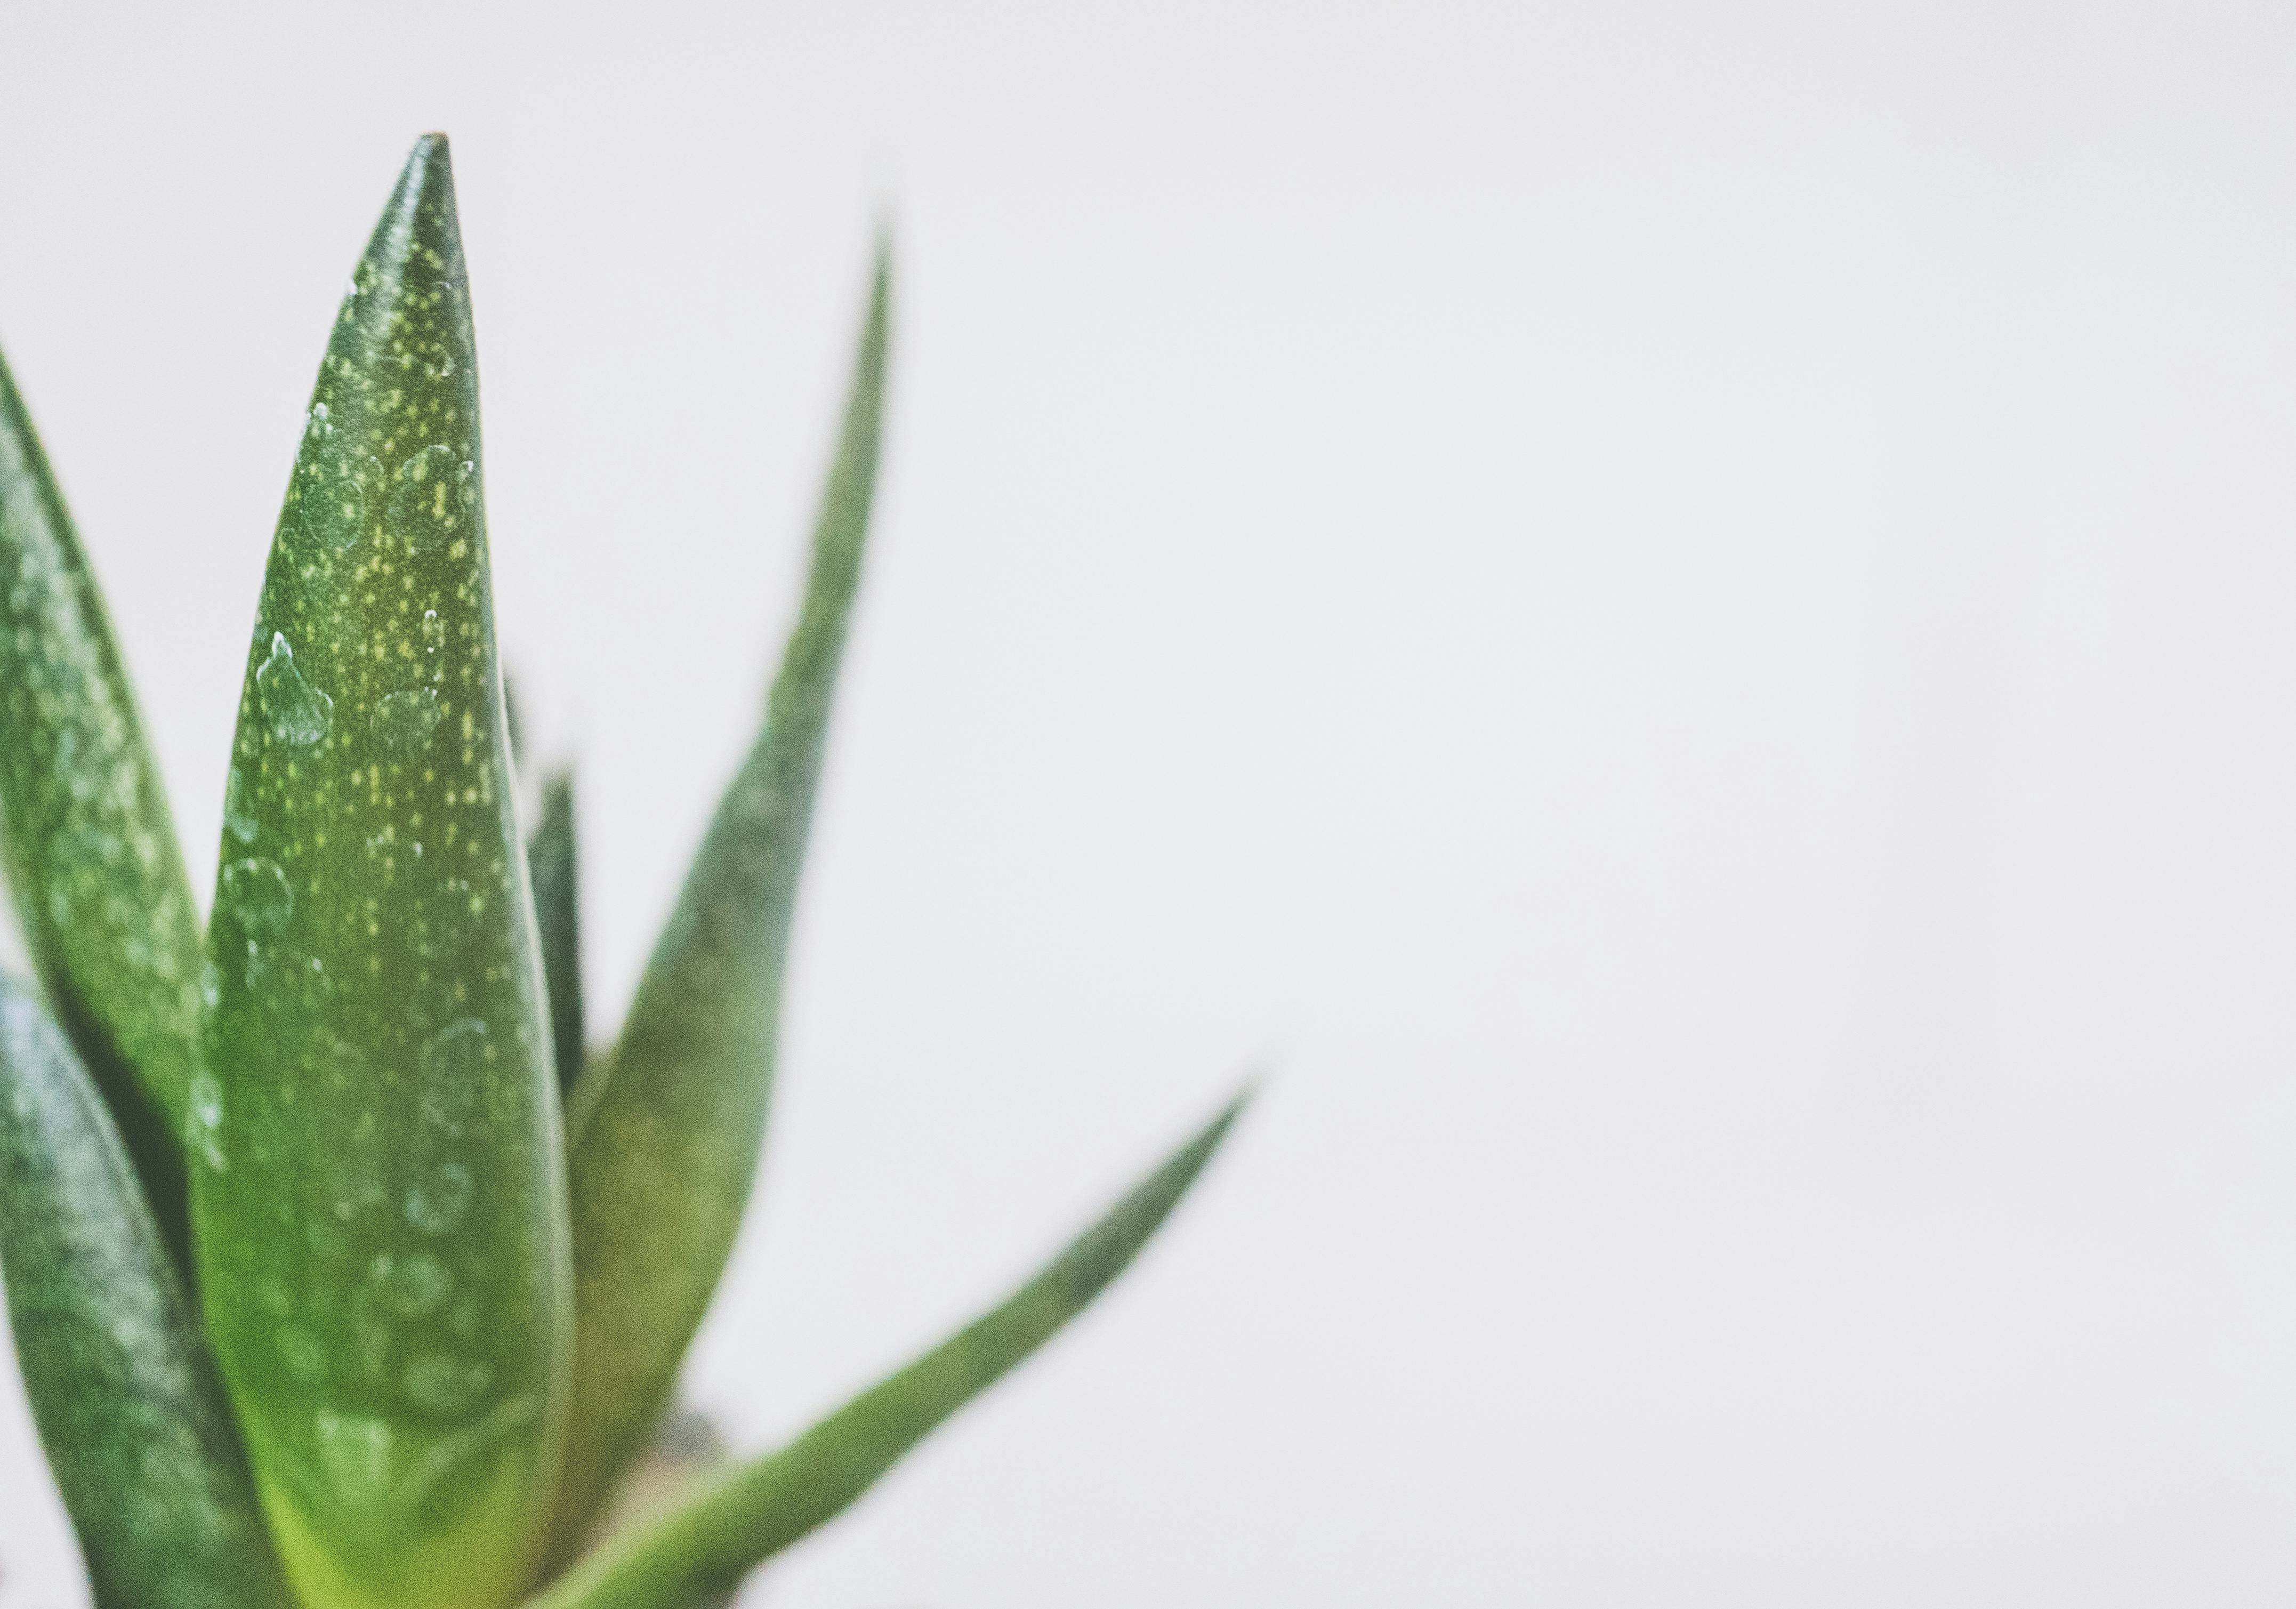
[[0, 974, 296, 1609], [549, 248, 889, 1555], [527, 770, 583, 1096], [527, 1090, 1247, 1609], [191, 135, 570, 1609], [0, 343, 203, 1271]]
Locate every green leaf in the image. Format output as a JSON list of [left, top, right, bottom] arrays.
[[547, 247, 890, 1556], [527, 770, 584, 1096], [0, 974, 298, 1609], [191, 135, 570, 1609], [0, 343, 204, 1273], [504, 674, 529, 771], [527, 1090, 1248, 1609]]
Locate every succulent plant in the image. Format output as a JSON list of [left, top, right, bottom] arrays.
[[0, 134, 1244, 1609]]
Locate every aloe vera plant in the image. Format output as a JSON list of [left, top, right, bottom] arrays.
[[0, 134, 1244, 1609]]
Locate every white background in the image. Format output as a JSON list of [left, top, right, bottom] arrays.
[[3, 2, 2295, 1604]]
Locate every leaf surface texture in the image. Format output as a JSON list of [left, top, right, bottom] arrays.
[[191, 134, 570, 1609]]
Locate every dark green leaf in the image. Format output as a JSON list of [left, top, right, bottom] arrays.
[[0, 974, 297, 1609], [527, 770, 584, 1096], [528, 1090, 1247, 1609], [547, 247, 889, 1556], [191, 135, 569, 1609], [0, 343, 203, 1273]]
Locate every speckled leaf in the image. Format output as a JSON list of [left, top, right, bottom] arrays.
[[191, 136, 569, 1609], [0, 344, 203, 1272], [528, 1091, 1247, 1609], [547, 250, 889, 1556], [527, 770, 583, 1096], [0, 974, 297, 1609]]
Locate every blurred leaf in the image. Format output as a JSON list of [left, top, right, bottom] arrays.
[[527, 770, 584, 1096], [0, 344, 203, 1273], [527, 1090, 1247, 1609], [504, 673, 529, 771], [190, 135, 569, 1609], [0, 974, 297, 1609], [547, 247, 889, 1557]]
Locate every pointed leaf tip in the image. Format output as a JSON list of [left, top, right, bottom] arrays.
[[0, 342, 203, 1278], [546, 251, 890, 1559], [528, 769, 585, 1097], [192, 144, 566, 1609], [401, 132, 453, 188]]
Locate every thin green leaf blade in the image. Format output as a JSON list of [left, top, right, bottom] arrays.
[[192, 135, 569, 1609], [0, 344, 203, 1270], [527, 769, 584, 1096], [528, 1091, 1247, 1609], [549, 250, 889, 1554], [0, 974, 297, 1609]]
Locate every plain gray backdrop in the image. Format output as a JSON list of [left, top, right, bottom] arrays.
[[3, 1, 2294, 1604]]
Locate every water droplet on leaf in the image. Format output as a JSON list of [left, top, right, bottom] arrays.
[[223, 767, 259, 843], [374, 687, 442, 752], [418, 1018, 487, 1137], [405, 1160, 474, 1236], [402, 1353, 493, 1418], [313, 1411, 394, 1500], [220, 858, 292, 932], [187, 1071, 225, 1171], [291, 452, 381, 552], [370, 1251, 453, 1319], [256, 634, 332, 746]]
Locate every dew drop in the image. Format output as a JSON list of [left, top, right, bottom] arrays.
[[418, 1018, 487, 1138], [405, 1160, 474, 1236], [313, 1411, 394, 1500], [315, 1029, 373, 1088], [221, 858, 292, 932], [389, 446, 478, 553], [290, 452, 381, 552], [187, 1071, 225, 1172], [421, 608, 445, 657], [370, 1250, 453, 1319], [374, 687, 442, 752], [223, 767, 259, 843], [256, 634, 333, 746], [402, 1352, 493, 1418], [199, 959, 222, 1010]]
